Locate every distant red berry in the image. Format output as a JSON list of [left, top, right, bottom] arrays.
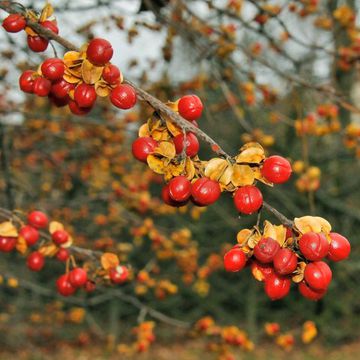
[[41, 58, 65, 81], [27, 35, 49, 52], [173, 132, 199, 157], [191, 177, 221, 206], [168, 176, 192, 202], [52, 230, 69, 245], [86, 38, 113, 65], [304, 261, 332, 291], [132, 137, 158, 163], [110, 84, 137, 109], [109, 266, 129, 284], [56, 274, 76, 296], [2, 14, 26, 33], [233, 185, 263, 214], [264, 273, 291, 300], [28, 211, 48, 229], [102, 64, 122, 84], [27, 251, 45, 271], [68, 100, 93, 116], [254, 237, 280, 264], [299, 232, 329, 261], [19, 70, 35, 93], [33, 77, 52, 97], [0, 236, 17, 252], [40, 20, 59, 34], [19, 225, 39, 246], [51, 79, 75, 99], [327, 232, 351, 262], [273, 248, 298, 275], [178, 95, 203, 121], [298, 281, 326, 301], [161, 184, 188, 207], [261, 156, 292, 184], [84, 280, 96, 293], [56, 248, 70, 262], [69, 268, 88, 288], [224, 248, 247, 272], [74, 83, 97, 108]]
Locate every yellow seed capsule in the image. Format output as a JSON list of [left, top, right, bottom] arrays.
[[292, 160, 305, 173]]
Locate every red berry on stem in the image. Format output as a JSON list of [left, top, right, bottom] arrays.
[[178, 95, 203, 121], [52, 229, 69, 245], [168, 176, 192, 202], [110, 84, 137, 109], [41, 58, 65, 81], [173, 132, 199, 157], [328, 232, 351, 262], [233, 185, 263, 214], [27, 35, 49, 52], [224, 248, 247, 272], [261, 155, 292, 184], [264, 273, 291, 300], [2, 14, 26, 33], [33, 77, 52, 97], [68, 100, 93, 116], [56, 274, 76, 296], [56, 248, 70, 262], [27, 251, 45, 272], [132, 137, 158, 163], [40, 20, 59, 34], [84, 280, 96, 293], [19, 70, 35, 93], [191, 177, 221, 206], [51, 79, 75, 99], [299, 232, 329, 261], [109, 266, 129, 284], [86, 38, 113, 65], [102, 64, 122, 84], [69, 268, 88, 288], [74, 83, 97, 108], [0, 236, 17, 252], [273, 248, 297, 275], [250, 260, 274, 281], [19, 225, 39, 246], [28, 211, 48, 229], [304, 261, 332, 291], [253, 237, 280, 264], [298, 281, 326, 301], [161, 184, 188, 207]]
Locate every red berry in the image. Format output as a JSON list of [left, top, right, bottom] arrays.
[[178, 95, 203, 121], [2, 14, 26, 33], [253, 237, 280, 264], [304, 261, 332, 291], [19, 70, 35, 93], [56, 274, 76, 296], [49, 94, 69, 107], [168, 176, 192, 202], [0, 236, 17, 252], [41, 58, 65, 81], [173, 132, 199, 157], [69, 268, 88, 288], [33, 77, 52, 97], [84, 280, 96, 293], [56, 248, 70, 262], [250, 260, 274, 281], [51, 79, 75, 99], [132, 137, 158, 163], [161, 184, 188, 207], [224, 248, 247, 272], [110, 84, 137, 109], [298, 281, 326, 301], [299, 232, 329, 261], [264, 273, 291, 300], [27, 35, 49, 52], [328, 232, 351, 262], [40, 20, 59, 34], [27, 251, 45, 271], [109, 266, 129, 284], [19, 225, 39, 246], [68, 100, 93, 116], [28, 211, 48, 229], [86, 38, 113, 65], [273, 248, 297, 275], [74, 83, 97, 108], [102, 64, 122, 84], [233, 185, 263, 214], [52, 230, 69, 245], [191, 177, 221, 206], [261, 156, 292, 184]]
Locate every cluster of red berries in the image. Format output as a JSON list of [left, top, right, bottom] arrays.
[[2, 13, 58, 52], [224, 231, 350, 301], [18, 37, 137, 115]]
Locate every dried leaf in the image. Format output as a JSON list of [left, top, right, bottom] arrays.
[[138, 124, 150, 137], [231, 164, 255, 187], [236, 142, 265, 163], [16, 236, 27, 254], [101, 252, 119, 270], [204, 158, 228, 181], [185, 158, 195, 180], [166, 119, 182, 137], [153, 141, 176, 159], [49, 221, 64, 234], [0, 221, 18, 238], [95, 81, 111, 97], [82, 59, 104, 84], [147, 155, 165, 174], [294, 216, 331, 235], [236, 229, 253, 246], [39, 243, 58, 257], [40, 3, 54, 22]]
